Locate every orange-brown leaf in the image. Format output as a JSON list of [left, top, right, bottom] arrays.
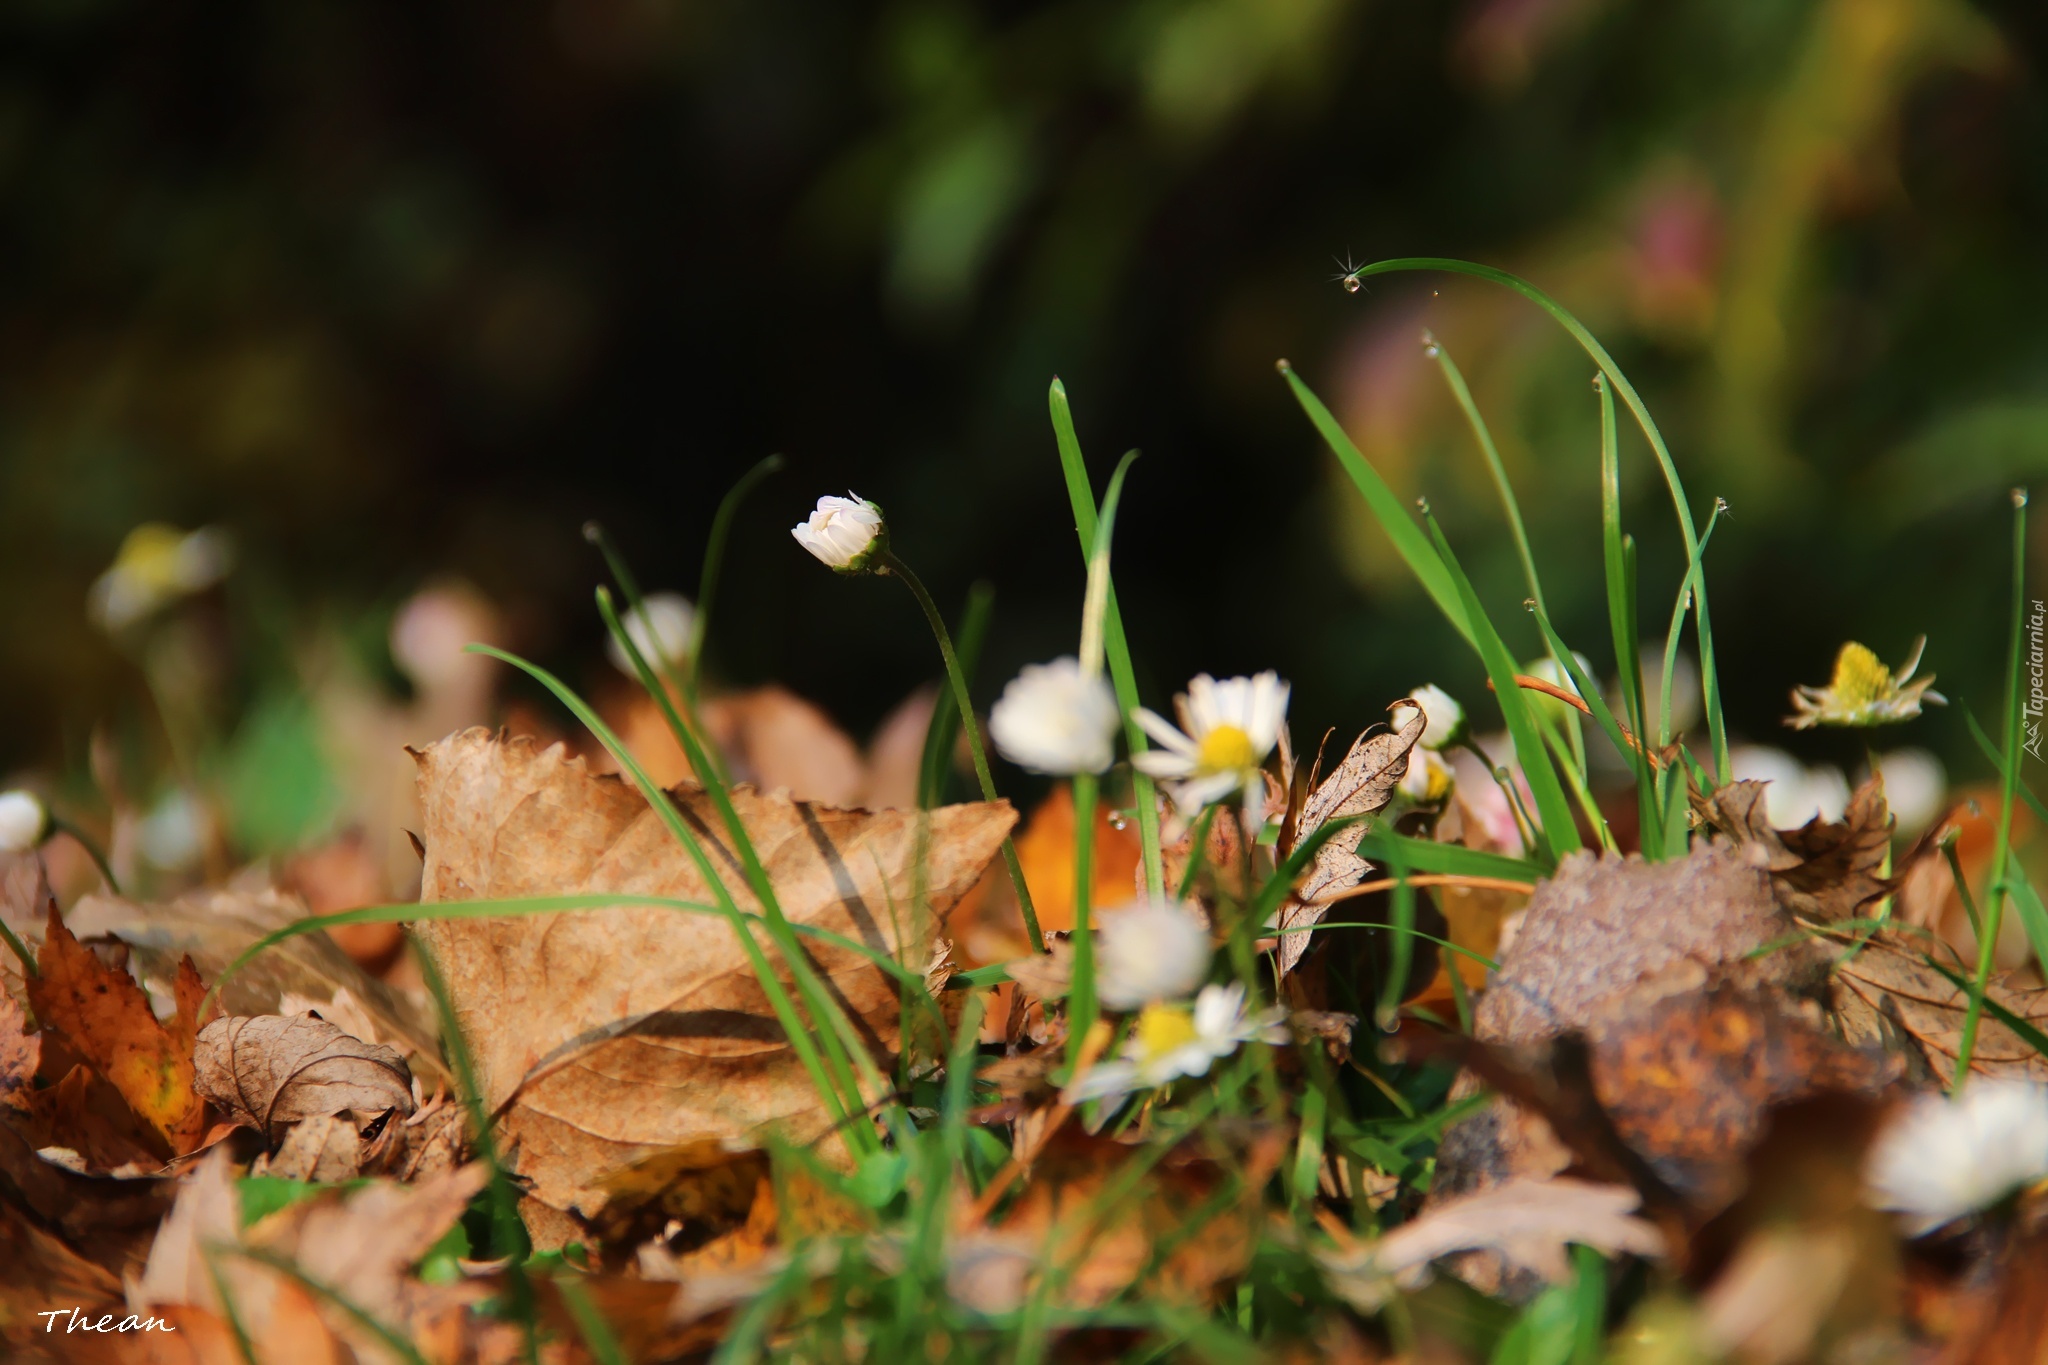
[[26, 904, 205, 1155]]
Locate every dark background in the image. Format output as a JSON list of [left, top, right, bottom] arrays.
[[4, 0, 2045, 834]]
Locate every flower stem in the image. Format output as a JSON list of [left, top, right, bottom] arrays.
[[879, 552, 1044, 952], [48, 815, 120, 895], [1067, 774, 1099, 1074], [1957, 488, 2028, 1089]]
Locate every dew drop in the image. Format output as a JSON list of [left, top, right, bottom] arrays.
[[1107, 810, 1131, 831], [2015, 488, 2030, 509], [1342, 274, 1362, 294]]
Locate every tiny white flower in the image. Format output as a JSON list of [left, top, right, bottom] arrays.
[[605, 592, 697, 676], [0, 790, 49, 854], [1866, 1081, 2048, 1235], [1872, 748, 1946, 834], [1397, 748, 1455, 804], [1093, 899, 1212, 1011], [988, 657, 1120, 775], [88, 524, 233, 633], [1390, 684, 1464, 751], [1062, 982, 1289, 1108], [1729, 746, 1850, 827], [791, 493, 887, 573], [1131, 672, 1290, 818], [1525, 651, 1595, 701]]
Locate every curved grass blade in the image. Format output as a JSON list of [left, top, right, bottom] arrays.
[[918, 583, 993, 809], [689, 452, 785, 705], [1050, 379, 1164, 898]]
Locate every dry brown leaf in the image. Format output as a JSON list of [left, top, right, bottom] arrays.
[[0, 1198, 126, 1353], [581, 1136, 771, 1252], [0, 1110, 172, 1276], [256, 1113, 367, 1182], [1318, 1177, 1663, 1311], [1274, 706, 1425, 975], [194, 1013, 414, 1137], [1697, 777, 1895, 923], [0, 987, 38, 1107], [59, 888, 444, 1082], [411, 728, 1015, 1223], [1829, 929, 2048, 1084], [26, 903, 205, 1155]]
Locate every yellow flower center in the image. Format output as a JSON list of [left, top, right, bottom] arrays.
[[1195, 723, 1256, 775], [1829, 642, 1893, 706], [1133, 1003, 1199, 1062]]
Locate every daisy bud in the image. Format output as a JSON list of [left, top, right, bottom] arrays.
[[791, 494, 887, 574], [988, 657, 1119, 776], [1391, 683, 1464, 750], [88, 523, 233, 634], [605, 592, 696, 676], [0, 790, 49, 855]]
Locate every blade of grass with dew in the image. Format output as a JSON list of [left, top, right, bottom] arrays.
[[1339, 257, 1727, 779], [1421, 507, 1580, 861], [1277, 363, 1473, 645], [1596, 374, 1659, 846], [918, 583, 993, 809], [1958, 489, 2029, 1086], [1050, 379, 1165, 898], [688, 452, 784, 706], [594, 589, 890, 1120], [470, 641, 873, 1151], [1659, 497, 1727, 750]]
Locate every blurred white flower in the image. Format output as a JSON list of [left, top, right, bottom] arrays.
[[605, 592, 697, 676], [1390, 684, 1464, 751], [1867, 1081, 2048, 1234], [139, 789, 205, 871], [1728, 746, 1849, 827], [1132, 672, 1289, 816], [1525, 651, 1594, 699], [1398, 749, 1455, 804], [1062, 983, 1288, 1107], [88, 524, 233, 633], [1788, 639, 1944, 730], [0, 790, 48, 854], [1093, 899, 1212, 1010], [988, 657, 1119, 775], [1871, 748, 1946, 834], [791, 494, 887, 573], [390, 582, 499, 694]]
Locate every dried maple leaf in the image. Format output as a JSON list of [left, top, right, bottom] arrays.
[[410, 729, 1016, 1225], [1829, 929, 2048, 1084], [1273, 706, 1425, 975], [193, 1013, 414, 1137], [1697, 777, 1895, 923], [1318, 1177, 1663, 1311], [25, 903, 206, 1155]]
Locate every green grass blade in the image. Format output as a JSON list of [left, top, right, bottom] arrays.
[[1595, 375, 1658, 848], [1081, 450, 1140, 677], [1965, 705, 2048, 825], [1351, 831, 1542, 882], [689, 452, 785, 705], [1420, 508, 1580, 861], [555, 1276, 629, 1365], [1342, 257, 1726, 778], [1429, 334, 1545, 616], [918, 584, 993, 809], [1530, 604, 1648, 797], [229, 1246, 436, 1365], [1277, 363, 1473, 645], [1659, 499, 1727, 749], [1050, 378, 1164, 899], [1958, 489, 2029, 1086]]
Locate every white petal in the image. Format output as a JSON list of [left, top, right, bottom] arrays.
[[1133, 708, 1199, 757]]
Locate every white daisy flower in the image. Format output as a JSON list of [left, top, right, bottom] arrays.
[[1131, 672, 1290, 817], [88, 524, 233, 633], [1391, 684, 1465, 751], [988, 657, 1120, 775], [1866, 1081, 2048, 1235], [1397, 748, 1455, 804], [605, 592, 697, 676], [1093, 899, 1212, 1011], [1062, 982, 1288, 1107], [0, 790, 49, 854], [791, 493, 887, 573]]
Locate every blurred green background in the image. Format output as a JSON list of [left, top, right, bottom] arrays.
[[4, 0, 2046, 866]]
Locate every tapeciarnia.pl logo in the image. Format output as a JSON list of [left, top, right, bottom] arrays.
[[2027, 598, 2045, 761]]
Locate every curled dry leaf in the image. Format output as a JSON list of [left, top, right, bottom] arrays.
[[1696, 777, 1895, 923], [1274, 706, 1425, 975], [1318, 1177, 1663, 1311], [25, 903, 207, 1156], [194, 1013, 415, 1137], [410, 729, 1016, 1224]]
